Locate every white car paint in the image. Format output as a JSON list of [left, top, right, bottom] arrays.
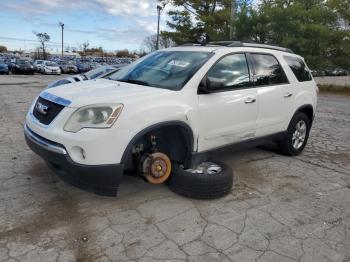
[[46, 65, 127, 89], [26, 45, 317, 166]]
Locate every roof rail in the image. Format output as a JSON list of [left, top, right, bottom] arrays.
[[208, 41, 294, 53]]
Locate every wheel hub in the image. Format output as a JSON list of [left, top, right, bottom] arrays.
[[143, 152, 172, 184], [292, 120, 307, 150], [186, 162, 222, 175]]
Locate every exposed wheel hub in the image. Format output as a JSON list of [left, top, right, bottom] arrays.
[[143, 152, 172, 184]]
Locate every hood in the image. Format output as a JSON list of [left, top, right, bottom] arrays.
[[17, 64, 32, 68], [41, 79, 174, 108]]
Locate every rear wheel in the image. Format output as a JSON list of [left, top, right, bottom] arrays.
[[277, 112, 311, 156]]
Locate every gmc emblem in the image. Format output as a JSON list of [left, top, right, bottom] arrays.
[[35, 102, 49, 115]]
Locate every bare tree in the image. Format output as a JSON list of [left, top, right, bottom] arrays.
[[80, 41, 90, 61], [141, 34, 174, 53], [0, 45, 7, 53], [34, 32, 50, 59]]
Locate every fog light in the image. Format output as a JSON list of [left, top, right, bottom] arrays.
[[71, 146, 86, 161]]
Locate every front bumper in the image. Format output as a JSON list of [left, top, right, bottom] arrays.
[[65, 68, 78, 73], [15, 68, 34, 74], [44, 70, 61, 75], [24, 124, 124, 196]]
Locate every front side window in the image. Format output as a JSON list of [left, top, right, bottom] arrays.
[[206, 53, 250, 90], [284, 56, 312, 82], [251, 54, 288, 86], [109, 51, 213, 90]]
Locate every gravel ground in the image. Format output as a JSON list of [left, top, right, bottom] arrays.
[[0, 75, 349, 262]]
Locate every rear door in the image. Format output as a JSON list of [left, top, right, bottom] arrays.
[[197, 53, 258, 151], [248, 53, 293, 137]]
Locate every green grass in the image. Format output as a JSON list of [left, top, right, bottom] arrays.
[[318, 84, 350, 94]]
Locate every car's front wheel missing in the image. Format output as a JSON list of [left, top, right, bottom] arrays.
[[142, 152, 172, 184], [277, 112, 311, 156]]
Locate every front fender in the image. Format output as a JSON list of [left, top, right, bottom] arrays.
[[120, 120, 195, 165]]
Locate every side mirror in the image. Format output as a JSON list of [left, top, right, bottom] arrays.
[[198, 77, 224, 94]]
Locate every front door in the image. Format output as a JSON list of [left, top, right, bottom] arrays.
[[197, 53, 258, 151]]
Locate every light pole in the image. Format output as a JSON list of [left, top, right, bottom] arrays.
[[156, 4, 162, 50], [230, 0, 236, 40], [59, 22, 64, 59]]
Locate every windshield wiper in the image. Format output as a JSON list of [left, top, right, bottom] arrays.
[[118, 79, 150, 86]]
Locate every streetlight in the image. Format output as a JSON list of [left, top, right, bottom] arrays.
[[230, 0, 236, 40], [156, 4, 163, 50], [59, 22, 64, 59]]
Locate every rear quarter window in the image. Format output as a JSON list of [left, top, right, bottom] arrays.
[[284, 56, 312, 82]]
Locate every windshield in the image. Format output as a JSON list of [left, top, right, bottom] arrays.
[[17, 60, 30, 65], [45, 62, 58, 67], [108, 51, 213, 90], [84, 66, 114, 80]]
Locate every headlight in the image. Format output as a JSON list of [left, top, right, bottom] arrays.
[[64, 104, 123, 133]]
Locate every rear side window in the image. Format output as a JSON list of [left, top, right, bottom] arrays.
[[284, 56, 312, 82], [250, 54, 288, 86]]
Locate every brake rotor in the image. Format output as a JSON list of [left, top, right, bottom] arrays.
[[142, 152, 172, 184]]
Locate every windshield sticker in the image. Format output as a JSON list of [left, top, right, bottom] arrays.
[[168, 60, 190, 68]]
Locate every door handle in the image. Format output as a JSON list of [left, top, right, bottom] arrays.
[[284, 93, 293, 98], [244, 97, 256, 104]]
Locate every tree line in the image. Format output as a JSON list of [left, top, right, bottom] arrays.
[[159, 0, 350, 69]]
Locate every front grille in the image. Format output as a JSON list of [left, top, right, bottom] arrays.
[[33, 97, 65, 125]]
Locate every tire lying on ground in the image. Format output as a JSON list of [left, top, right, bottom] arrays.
[[167, 161, 233, 199]]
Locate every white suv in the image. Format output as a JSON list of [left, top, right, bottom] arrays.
[[24, 42, 317, 196]]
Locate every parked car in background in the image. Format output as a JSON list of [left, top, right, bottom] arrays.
[[33, 60, 44, 72], [46, 64, 127, 89], [331, 69, 348, 76], [11, 59, 34, 75], [59, 61, 78, 74], [311, 70, 326, 77], [41, 61, 61, 75], [0, 59, 9, 75], [82, 65, 123, 80], [76, 63, 90, 73]]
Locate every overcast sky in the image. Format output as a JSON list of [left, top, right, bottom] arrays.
[[0, 0, 171, 52]]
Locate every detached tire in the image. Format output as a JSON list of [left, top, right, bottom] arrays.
[[167, 161, 233, 199]]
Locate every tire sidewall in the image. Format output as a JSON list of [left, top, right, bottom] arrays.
[[286, 112, 311, 155], [168, 161, 233, 199]]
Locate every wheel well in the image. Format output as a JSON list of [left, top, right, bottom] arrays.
[[297, 105, 314, 125], [122, 123, 194, 170]]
